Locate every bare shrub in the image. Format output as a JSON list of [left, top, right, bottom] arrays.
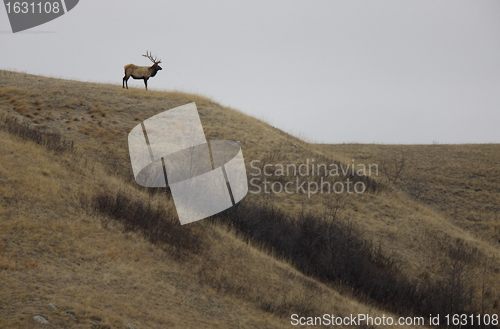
[[381, 151, 408, 184], [405, 179, 428, 199], [212, 201, 490, 327], [91, 191, 203, 254], [0, 116, 74, 153]]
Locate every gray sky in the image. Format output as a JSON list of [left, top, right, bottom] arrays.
[[1, 0, 499, 144]]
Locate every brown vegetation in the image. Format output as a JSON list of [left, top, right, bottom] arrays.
[[0, 70, 499, 328]]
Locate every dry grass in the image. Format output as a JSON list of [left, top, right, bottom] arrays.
[[0, 72, 402, 328], [89, 102, 107, 118], [0, 70, 498, 328], [0, 123, 407, 329], [93, 128, 106, 137], [321, 143, 500, 243], [65, 97, 79, 107]]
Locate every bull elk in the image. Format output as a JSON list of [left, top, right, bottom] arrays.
[[123, 51, 162, 90]]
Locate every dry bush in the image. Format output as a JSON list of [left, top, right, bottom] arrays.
[[381, 151, 409, 184], [404, 179, 429, 199], [212, 201, 496, 327], [91, 191, 203, 254], [0, 116, 74, 153]]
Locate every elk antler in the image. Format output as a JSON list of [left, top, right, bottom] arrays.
[[143, 51, 161, 64]]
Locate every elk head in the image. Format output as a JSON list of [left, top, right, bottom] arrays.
[[143, 51, 162, 71]]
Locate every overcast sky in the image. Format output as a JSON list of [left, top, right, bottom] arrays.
[[1, 1, 499, 144]]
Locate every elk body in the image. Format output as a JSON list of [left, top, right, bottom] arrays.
[[123, 51, 162, 90]]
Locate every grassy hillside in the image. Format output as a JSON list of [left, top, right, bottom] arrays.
[[321, 144, 500, 242], [0, 70, 499, 328]]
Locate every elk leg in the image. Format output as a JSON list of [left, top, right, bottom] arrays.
[[144, 78, 148, 90], [123, 76, 129, 89]]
